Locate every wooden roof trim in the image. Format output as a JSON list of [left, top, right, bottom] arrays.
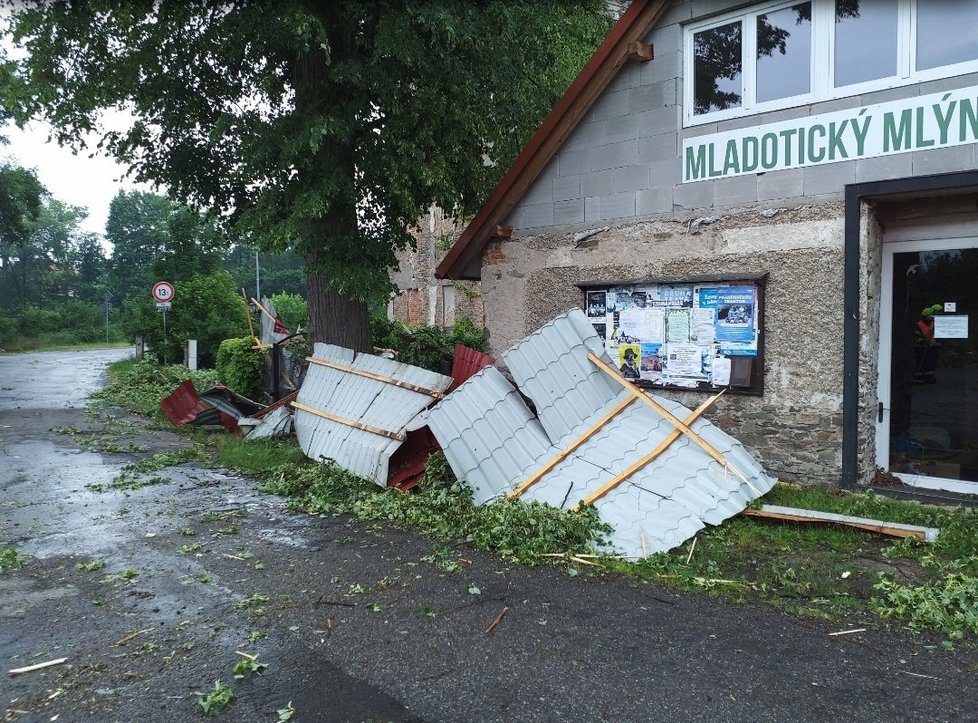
[[435, 0, 670, 281]]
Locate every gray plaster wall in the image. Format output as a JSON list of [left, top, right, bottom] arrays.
[[506, 1, 978, 230], [481, 204, 848, 484]]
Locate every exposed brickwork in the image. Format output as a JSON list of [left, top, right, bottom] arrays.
[[389, 206, 485, 328]]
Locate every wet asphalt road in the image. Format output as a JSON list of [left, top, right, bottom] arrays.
[[2, 348, 978, 722]]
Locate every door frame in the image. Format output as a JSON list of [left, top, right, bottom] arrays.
[[876, 235, 978, 494], [842, 171, 978, 490]]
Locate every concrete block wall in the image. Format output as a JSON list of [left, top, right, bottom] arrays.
[[505, 0, 978, 230]]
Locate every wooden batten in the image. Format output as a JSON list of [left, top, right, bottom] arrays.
[[291, 401, 406, 442], [509, 394, 636, 500], [305, 356, 445, 399], [579, 390, 724, 508], [586, 352, 758, 494]]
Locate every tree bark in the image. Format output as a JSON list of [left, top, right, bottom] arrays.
[[306, 270, 371, 351]]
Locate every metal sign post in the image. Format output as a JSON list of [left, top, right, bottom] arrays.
[[152, 281, 175, 365]]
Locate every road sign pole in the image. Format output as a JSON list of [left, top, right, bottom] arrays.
[[162, 310, 168, 365]]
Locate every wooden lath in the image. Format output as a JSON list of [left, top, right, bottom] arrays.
[[291, 401, 406, 442], [578, 391, 724, 509], [586, 352, 759, 495], [305, 356, 445, 399], [508, 394, 636, 500]]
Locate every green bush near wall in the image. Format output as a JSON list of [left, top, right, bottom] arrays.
[[370, 313, 488, 372], [215, 337, 267, 400]]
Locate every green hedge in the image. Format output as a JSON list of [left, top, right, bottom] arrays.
[[215, 337, 267, 399]]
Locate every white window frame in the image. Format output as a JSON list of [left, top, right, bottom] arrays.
[[684, 0, 978, 127]]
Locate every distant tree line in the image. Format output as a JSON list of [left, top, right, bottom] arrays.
[[0, 160, 306, 351]]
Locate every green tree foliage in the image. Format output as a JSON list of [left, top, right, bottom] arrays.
[[0, 162, 46, 306], [224, 245, 307, 300], [105, 190, 226, 303], [4, 2, 611, 350], [215, 337, 267, 400], [1, 188, 107, 309], [370, 313, 488, 372], [124, 271, 248, 367], [269, 292, 307, 333]]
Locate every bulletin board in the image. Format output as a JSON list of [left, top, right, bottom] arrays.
[[580, 276, 765, 395]]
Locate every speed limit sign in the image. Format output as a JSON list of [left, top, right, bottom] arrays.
[[152, 281, 175, 303]]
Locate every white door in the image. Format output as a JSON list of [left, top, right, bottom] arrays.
[[877, 234, 978, 493]]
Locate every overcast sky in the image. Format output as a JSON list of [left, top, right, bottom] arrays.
[[2, 117, 153, 239]]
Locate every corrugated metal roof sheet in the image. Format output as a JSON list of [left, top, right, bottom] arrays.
[[426, 366, 553, 505], [448, 343, 495, 391], [294, 343, 452, 486], [427, 309, 776, 558]]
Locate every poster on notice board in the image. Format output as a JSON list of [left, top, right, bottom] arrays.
[[583, 279, 759, 390]]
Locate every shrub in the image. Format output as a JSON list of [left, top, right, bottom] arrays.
[[369, 312, 488, 373], [215, 337, 266, 399], [269, 292, 307, 333]]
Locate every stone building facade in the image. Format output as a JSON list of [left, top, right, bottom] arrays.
[[437, 0, 978, 492], [390, 206, 483, 328]]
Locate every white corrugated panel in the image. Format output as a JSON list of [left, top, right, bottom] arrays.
[[426, 367, 553, 505], [426, 309, 777, 559], [294, 344, 452, 485]]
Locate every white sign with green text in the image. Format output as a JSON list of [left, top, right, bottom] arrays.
[[682, 86, 978, 183]]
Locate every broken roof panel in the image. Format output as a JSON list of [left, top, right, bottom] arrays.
[[427, 309, 776, 558], [426, 366, 553, 505], [502, 311, 619, 444], [294, 343, 452, 485]]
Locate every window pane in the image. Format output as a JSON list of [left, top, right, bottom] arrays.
[[834, 0, 898, 87], [917, 1, 978, 71], [756, 3, 812, 103], [693, 21, 742, 115]]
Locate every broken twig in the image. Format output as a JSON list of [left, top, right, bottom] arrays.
[[485, 607, 509, 634], [115, 629, 152, 646], [9, 658, 68, 676], [828, 628, 866, 637]]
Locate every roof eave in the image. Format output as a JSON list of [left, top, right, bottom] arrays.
[[435, 0, 670, 281]]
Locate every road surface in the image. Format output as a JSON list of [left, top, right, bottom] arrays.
[[1, 348, 976, 721]]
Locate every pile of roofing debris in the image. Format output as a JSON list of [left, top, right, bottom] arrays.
[[290, 309, 777, 558], [162, 308, 939, 556]]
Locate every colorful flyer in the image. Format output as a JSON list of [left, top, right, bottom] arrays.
[[715, 286, 755, 343], [640, 342, 664, 380], [666, 308, 691, 344], [618, 343, 641, 380]]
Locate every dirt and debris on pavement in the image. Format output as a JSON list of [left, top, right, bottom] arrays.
[[3, 348, 978, 722]]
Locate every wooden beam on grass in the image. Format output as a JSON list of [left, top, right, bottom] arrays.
[[508, 394, 636, 500], [742, 505, 939, 542], [291, 401, 406, 442], [578, 390, 724, 508], [586, 352, 758, 494], [305, 357, 445, 399]]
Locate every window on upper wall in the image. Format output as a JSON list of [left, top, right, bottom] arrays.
[[684, 0, 978, 127]]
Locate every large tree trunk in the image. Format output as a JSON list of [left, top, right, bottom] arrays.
[[306, 270, 371, 351], [294, 8, 373, 352]]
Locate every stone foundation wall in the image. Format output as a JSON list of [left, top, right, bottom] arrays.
[[481, 201, 851, 484]]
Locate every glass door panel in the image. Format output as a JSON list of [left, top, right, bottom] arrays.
[[888, 248, 978, 483]]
